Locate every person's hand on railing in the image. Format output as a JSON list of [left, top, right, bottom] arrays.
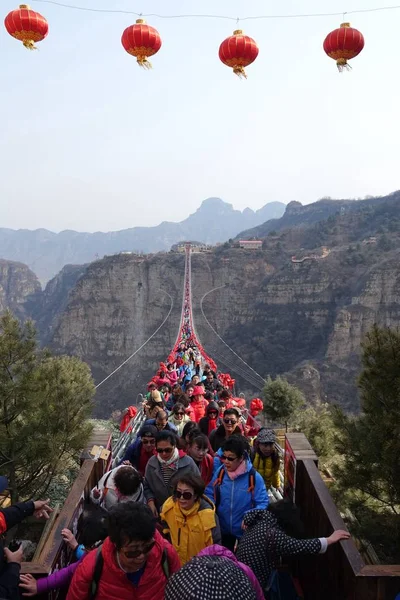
[[61, 528, 79, 550], [4, 544, 24, 564], [327, 530, 351, 545], [33, 499, 52, 519], [19, 573, 38, 597]]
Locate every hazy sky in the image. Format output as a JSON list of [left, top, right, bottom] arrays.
[[1, 0, 399, 232]]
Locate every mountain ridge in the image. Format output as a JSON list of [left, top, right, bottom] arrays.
[[0, 198, 285, 284]]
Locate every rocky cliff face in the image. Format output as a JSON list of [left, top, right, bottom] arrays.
[[49, 253, 185, 417], [0, 259, 41, 319], [3, 195, 400, 418]]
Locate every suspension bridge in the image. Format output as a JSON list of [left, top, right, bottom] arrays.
[[17, 244, 400, 599]]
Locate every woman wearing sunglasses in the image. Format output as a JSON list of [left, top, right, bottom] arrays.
[[160, 473, 221, 566], [205, 436, 268, 551], [66, 502, 180, 600], [144, 431, 199, 517], [168, 402, 191, 436]]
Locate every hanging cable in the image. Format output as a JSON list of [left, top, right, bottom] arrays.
[[95, 290, 173, 389], [205, 344, 265, 390], [32, 1, 400, 20], [200, 285, 266, 386]]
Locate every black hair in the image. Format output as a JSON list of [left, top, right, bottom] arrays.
[[156, 430, 177, 447], [269, 499, 306, 538], [114, 466, 142, 496], [256, 442, 280, 468], [204, 391, 213, 402], [182, 421, 199, 440], [172, 402, 186, 415], [79, 504, 108, 548], [189, 433, 209, 450], [222, 435, 250, 458], [224, 408, 240, 420], [178, 394, 190, 408], [172, 384, 182, 394], [108, 502, 155, 548], [175, 473, 205, 499], [155, 409, 168, 421], [161, 383, 172, 393], [220, 390, 231, 400]]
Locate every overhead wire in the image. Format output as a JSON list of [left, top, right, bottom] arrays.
[[206, 346, 264, 390], [95, 290, 173, 389], [199, 285, 266, 387], [32, 1, 400, 20]]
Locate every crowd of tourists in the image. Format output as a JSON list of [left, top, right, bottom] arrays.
[[0, 337, 351, 600]]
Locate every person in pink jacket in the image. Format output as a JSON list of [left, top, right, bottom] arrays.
[[197, 545, 265, 600], [166, 364, 179, 386]]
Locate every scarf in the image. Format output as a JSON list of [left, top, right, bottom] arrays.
[[158, 447, 180, 486], [157, 447, 180, 468], [207, 417, 217, 436], [226, 459, 247, 480]]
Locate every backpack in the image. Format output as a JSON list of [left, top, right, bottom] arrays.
[[266, 569, 303, 600], [89, 544, 170, 599], [213, 466, 257, 510]]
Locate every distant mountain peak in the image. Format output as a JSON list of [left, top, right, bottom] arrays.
[[198, 197, 234, 212], [0, 197, 286, 283]]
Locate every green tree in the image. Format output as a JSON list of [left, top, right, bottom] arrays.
[[291, 402, 337, 465], [262, 376, 305, 431], [333, 325, 400, 514], [0, 311, 94, 503]]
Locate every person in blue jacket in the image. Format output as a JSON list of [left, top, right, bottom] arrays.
[[205, 435, 268, 551]]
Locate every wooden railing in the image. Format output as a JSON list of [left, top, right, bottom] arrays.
[[21, 429, 112, 598], [286, 433, 400, 600]]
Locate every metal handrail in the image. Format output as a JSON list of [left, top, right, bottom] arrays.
[[111, 409, 146, 469]]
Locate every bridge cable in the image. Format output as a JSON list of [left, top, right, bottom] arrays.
[[199, 286, 266, 387], [205, 345, 264, 390], [95, 290, 173, 390]]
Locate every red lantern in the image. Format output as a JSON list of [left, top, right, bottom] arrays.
[[121, 19, 162, 69], [4, 4, 48, 50], [323, 22, 364, 71], [219, 29, 259, 78]]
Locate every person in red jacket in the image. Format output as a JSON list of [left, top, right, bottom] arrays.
[[66, 502, 180, 600], [186, 434, 214, 485], [190, 386, 208, 423]]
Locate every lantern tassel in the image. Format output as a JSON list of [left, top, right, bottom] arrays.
[[23, 39, 37, 50], [336, 58, 352, 72], [233, 66, 248, 79], [137, 56, 153, 69]]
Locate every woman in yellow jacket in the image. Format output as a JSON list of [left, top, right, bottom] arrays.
[[160, 473, 221, 565], [252, 428, 281, 489]]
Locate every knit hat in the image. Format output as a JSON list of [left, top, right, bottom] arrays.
[[150, 390, 162, 403], [165, 555, 257, 600], [138, 424, 158, 439], [192, 385, 205, 396], [206, 401, 219, 415], [256, 428, 276, 444]]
